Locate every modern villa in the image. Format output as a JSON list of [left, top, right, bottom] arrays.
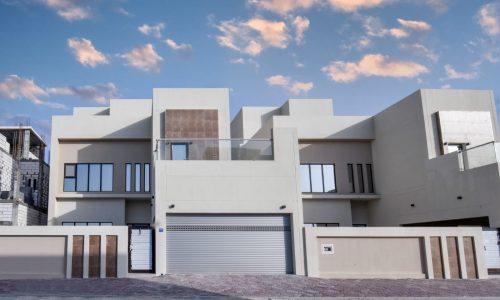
[[47, 88, 500, 276]]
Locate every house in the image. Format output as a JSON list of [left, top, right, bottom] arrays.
[[48, 88, 500, 276], [0, 126, 49, 225]]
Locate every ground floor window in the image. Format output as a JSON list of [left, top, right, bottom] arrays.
[[62, 221, 113, 226], [304, 223, 340, 227]]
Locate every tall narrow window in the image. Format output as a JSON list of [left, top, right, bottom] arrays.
[[101, 164, 113, 192], [357, 164, 365, 193], [88, 164, 101, 192], [310, 165, 323, 193], [76, 164, 89, 192], [64, 164, 77, 192], [144, 163, 150, 193], [366, 164, 374, 193], [322, 164, 336, 193], [347, 164, 355, 193], [125, 163, 132, 192], [135, 163, 141, 192], [300, 164, 311, 193]]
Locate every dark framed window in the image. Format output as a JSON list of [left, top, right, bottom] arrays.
[[357, 164, 365, 193], [63, 163, 113, 192], [305, 223, 340, 227], [366, 164, 374, 193], [347, 164, 355, 193], [300, 164, 337, 193], [62, 221, 113, 226], [125, 163, 132, 192], [63, 164, 76, 192], [353, 224, 367, 227], [135, 163, 141, 192], [171, 143, 188, 160], [144, 163, 150, 192]]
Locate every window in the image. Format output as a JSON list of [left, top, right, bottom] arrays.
[[353, 224, 367, 227], [144, 163, 150, 192], [171, 143, 188, 160], [305, 223, 340, 227], [300, 164, 311, 193], [300, 164, 337, 193], [135, 163, 141, 192], [357, 164, 365, 193], [88, 164, 101, 192], [64, 163, 113, 192], [125, 163, 132, 192], [62, 221, 113, 226], [347, 164, 355, 193], [366, 164, 374, 193]]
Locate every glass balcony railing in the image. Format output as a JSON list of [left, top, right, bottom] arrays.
[[458, 141, 500, 171], [155, 138, 274, 161]]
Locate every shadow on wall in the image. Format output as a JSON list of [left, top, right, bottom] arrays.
[[0, 277, 244, 299]]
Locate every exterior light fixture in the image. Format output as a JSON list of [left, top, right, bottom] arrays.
[[280, 205, 286, 210], [169, 204, 175, 209]]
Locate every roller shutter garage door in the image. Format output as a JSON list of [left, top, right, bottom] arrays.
[[166, 214, 293, 274], [483, 229, 500, 271]]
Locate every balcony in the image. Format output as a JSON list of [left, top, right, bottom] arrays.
[[155, 138, 274, 161], [458, 141, 500, 171]]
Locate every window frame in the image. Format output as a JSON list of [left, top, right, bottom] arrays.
[[125, 163, 132, 192], [170, 142, 189, 160], [144, 163, 150, 193], [63, 163, 114, 192], [62, 221, 114, 226], [366, 164, 374, 193], [347, 164, 355, 193], [135, 163, 141, 192], [357, 163, 365, 193], [300, 163, 337, 193]]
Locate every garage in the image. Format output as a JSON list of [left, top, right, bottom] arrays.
[[166, 214, 293, 274]]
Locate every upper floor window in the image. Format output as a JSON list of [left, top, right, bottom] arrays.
[[63, 163, 113, 192], [300, 164, 337, 193], [171, 143, 188, 160], [125, 162, 150, 193]]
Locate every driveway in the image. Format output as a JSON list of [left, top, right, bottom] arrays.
[[1, 274, 500, 299]]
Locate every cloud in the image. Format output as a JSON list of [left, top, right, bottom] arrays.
[[400, 43, 438, 62], [138, 23, 165, 38], [294, 62, 305, 68], [165, 38, 193, 52], [321, 53, 428, 82], [248, 0, 317, 15], [327, 0, 389, 12], [397, 18, 432, 31], [120, 44, 163, 72], [443, 65, 478, 80], [213, 17, 290, 56], [441, 84, 451, 89], [292, 16, 310, 44], [67, 37, 109, 68], [40, 0, 91, 21], [114, 7, 132, 17], [476, 2, 500, 37], [424, 0, 449, 14], [0, 75, 67, 109], [389, 28, 409, 38], [230, 57, 260, 69], [47, 83, 119, 105], [363, 16, 409, 39], [266, 74, 313, 95]]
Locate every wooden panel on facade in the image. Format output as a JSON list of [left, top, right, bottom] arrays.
[[447, 236, 461, 279], [165, 109, 218, 139], [71, 235, 84, 278], [88, 235, 101, 278], [430, 237, 444, 279], [106, 235, 118, 278], [463, 236, 478, 279]]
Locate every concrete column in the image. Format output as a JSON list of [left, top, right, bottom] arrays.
[[457, 235, 467, 279], [441, 235, 451, 279], [22, 130, 30, 160], [66, 235, 73, 279], [83, 235, 89, 278], [100, 234, 106, 278], [424, 236, 434, 279]]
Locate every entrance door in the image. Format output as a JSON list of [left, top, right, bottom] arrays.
[[129, 226, 153, 272], [483, 228, 500, 273]]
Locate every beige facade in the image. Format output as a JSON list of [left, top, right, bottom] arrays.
[[47, 88, 500, 278]]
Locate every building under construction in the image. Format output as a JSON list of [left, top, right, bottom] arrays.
[[0, 126, 48, 225]]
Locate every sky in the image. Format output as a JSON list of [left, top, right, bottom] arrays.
[[0, 0, 499, 148]]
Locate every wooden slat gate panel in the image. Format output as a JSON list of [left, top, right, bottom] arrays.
[[89, 235, 101, 278], [446, 237, 461, 279], [463, 236, 478, 279], [71, 235, 84, 278], [106, 235, 117, 278], [430, 237, 444, 279]]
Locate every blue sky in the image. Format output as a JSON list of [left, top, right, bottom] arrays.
[[0, 0, 499, 146]]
